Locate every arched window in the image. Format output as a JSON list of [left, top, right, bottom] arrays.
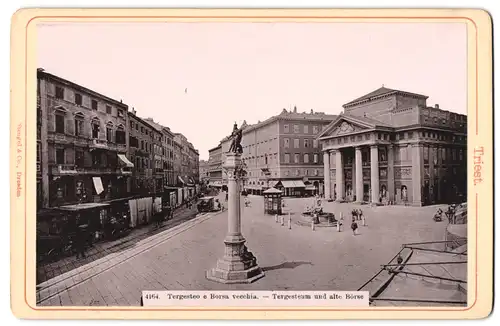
[[91, 117, 100, 139], [74, 112, 85, 137], [54, 106, 68, 134], [116, 124, 126, 144], [106, 121, 114, 143]]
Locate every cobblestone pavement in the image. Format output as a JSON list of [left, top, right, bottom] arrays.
[[37, 201, 203, 284], [38, 196, 450, 306]]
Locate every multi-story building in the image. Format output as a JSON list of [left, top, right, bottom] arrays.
[[145, 118, 177, 205], [37, 69, 133, 208], [188, 143, 200, 184], [220, 109, 337, 196], [318, 86, 467, 206], [199, 160, 210, 184], [128, 109, 157, 196], [207, 143, 223, 188]]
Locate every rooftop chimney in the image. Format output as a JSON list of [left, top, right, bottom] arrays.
[[435, 104, 440, 109], [293, 106, 297, 113]]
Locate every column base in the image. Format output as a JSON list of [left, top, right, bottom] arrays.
[[206, 239, 265, 284]]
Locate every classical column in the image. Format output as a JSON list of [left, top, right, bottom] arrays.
[[323, 151, 331, 200], [335, 150, 344, 201], [429, 145, 435, 204], [207, 152, 264, 284], [370, 145, 380, 204], [436, 145, 442, 202], [411, 143, 424, 206], [387, 144, 395, 203], [355, 147, 363, 203]]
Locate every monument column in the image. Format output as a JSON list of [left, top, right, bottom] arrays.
[[387, 144, 395, 203], [355, 146, 363, 203], [207, 152, 264, 284], [370, 145, 380, 204], [323, 151, 331, 200], [335, 150, 344, 201]]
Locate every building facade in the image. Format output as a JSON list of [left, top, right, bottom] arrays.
[[207, 144, 223, 188], [219, 109, 336, 196], [199, 160, 210, 184], [37, 69, 133, 208], [128, 110, 156, 196], [318, 87, 467, 206]]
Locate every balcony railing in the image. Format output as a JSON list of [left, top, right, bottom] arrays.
[[50, 163, 133, 176]]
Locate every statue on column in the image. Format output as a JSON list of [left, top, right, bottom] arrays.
[[228, 122, 243, 154]]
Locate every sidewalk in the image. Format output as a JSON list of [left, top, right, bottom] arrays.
[[37, 202, 200, 284]]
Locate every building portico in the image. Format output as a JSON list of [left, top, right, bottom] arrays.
[[322, 126, 396, 205], [316, 87, 467, 207]]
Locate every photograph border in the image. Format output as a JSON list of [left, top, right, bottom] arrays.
[[10, 8, 493, 319]]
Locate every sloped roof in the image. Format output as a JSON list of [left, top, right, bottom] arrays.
[[345, 87, 397, 106], [346, 113, 393, 128], [344, 86, 428, 107]]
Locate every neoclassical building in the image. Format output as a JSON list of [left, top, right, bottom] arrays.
[[318, 87, 467, 206]]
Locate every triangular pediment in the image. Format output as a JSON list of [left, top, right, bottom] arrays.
[[317, 114, 374, 139]]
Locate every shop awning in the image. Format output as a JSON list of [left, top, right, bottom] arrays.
[[117, 154, 134, 168], [178, 176, 194, 186], [281, 180, 306, 188], [268, 180, 279, 188], [92, 177, 104, 195]]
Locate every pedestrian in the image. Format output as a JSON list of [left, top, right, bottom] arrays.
[[75, 224, 88, 259], [351, 218, 358, 236], [225, 192, 228, 202]]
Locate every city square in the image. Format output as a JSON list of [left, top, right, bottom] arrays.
[[37, 194, 451, 306], [33, 22, 469, 310]]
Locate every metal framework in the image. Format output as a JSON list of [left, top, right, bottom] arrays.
[[359, 240, 468, 306]]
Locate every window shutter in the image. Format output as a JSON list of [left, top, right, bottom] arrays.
[[65, 148, 75, 165], [66, 116, 74, 135], [83, 151, 92, 168]]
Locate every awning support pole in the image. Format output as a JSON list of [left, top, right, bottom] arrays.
[[382, 261, 466, 267], [403, 246, 467, 256], [385, 268, 467, 283]]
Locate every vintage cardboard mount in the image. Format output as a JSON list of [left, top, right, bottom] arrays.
[[10, 8, 493, 320]]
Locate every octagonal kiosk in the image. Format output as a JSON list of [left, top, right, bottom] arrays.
[[263, 187, 283, 215]]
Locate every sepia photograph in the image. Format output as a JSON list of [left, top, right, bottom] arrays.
[[9, 8, 494, 319]]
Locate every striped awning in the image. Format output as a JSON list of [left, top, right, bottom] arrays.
[[280, 180, 306, 188]]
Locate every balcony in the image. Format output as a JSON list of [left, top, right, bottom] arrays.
[[50, 163, 133, 176], [89, 139, 127, 152], [52, 164, 78, 175]]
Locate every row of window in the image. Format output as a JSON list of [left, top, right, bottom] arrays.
[[54, 85, 125, 118], [55, 113, 126, 144], [283, 138, 319, 149], [129, 120, 166, 142], [283, 124, 327, 134], [283, 153, 320, 164]]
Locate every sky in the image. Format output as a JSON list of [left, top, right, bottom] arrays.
[[37, 22, 467, 160]]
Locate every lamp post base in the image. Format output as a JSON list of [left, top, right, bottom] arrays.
[[206, 239, 265, 284]]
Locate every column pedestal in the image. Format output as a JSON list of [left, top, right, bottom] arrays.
[[206, 152, 264, 284]]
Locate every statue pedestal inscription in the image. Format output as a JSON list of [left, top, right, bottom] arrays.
[[206, 152, 264, 284]]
